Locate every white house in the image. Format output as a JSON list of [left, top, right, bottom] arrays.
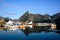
[[5, 20, 13, 27], [27, 21, 33, 28], [5, 20, 19, 30]]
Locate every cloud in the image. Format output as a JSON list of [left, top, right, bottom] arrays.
[[1, 0, 21, 9], [2, 12, 17, 15]]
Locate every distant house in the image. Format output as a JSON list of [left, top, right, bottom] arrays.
[[27, 21, 36, 28], [18, 21, 36, 29], [36, 23, 51, 26], [51, 24, 56, 30], [36, 23, 56, 30], [13, 21, 20, 27], [18, 22, 26, 30], [0, 18, 4, 21], [5, 20, 20, 30], [0, 18, 4, 27], [18, 21, 34, 29], [5, 20, 13, 28]]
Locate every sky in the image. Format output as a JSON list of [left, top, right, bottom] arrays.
[[0, 0, 60, 19]]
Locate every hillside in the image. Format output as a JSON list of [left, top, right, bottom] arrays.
[[18, 11, 51, 23]]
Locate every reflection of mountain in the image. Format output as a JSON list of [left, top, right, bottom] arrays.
[[21, 28, 60, 36], [55, 31, 60, 34], [20, 26, 50, 36], [21, 29, 30, 36], [2, 27, 60, 36]]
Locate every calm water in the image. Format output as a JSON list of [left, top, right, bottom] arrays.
[[0, 29, 60, 40]]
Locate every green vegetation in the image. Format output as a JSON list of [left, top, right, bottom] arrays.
[[4, 17, 9, 22]]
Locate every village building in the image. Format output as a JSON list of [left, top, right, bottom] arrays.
[[18, 22, 26, 30], [4, 20, 56, 30], [5, 20, 20, 30], [0, 18, 4, 27]]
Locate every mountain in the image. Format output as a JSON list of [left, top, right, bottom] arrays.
[[53, 12, 60, 30], [0, 16, 10, 22], [43, 14, 51, 20], [18, 11, 29, 22], [53, 12, 60, 21], [18, 12, 60, 30], [18, 11, 51, 23], [0, 16, 4, 19]]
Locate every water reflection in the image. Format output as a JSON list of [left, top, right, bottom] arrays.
[[0, 27, 60, 40], [2, 26, 60, 36], [21, 28, 60, 36]]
